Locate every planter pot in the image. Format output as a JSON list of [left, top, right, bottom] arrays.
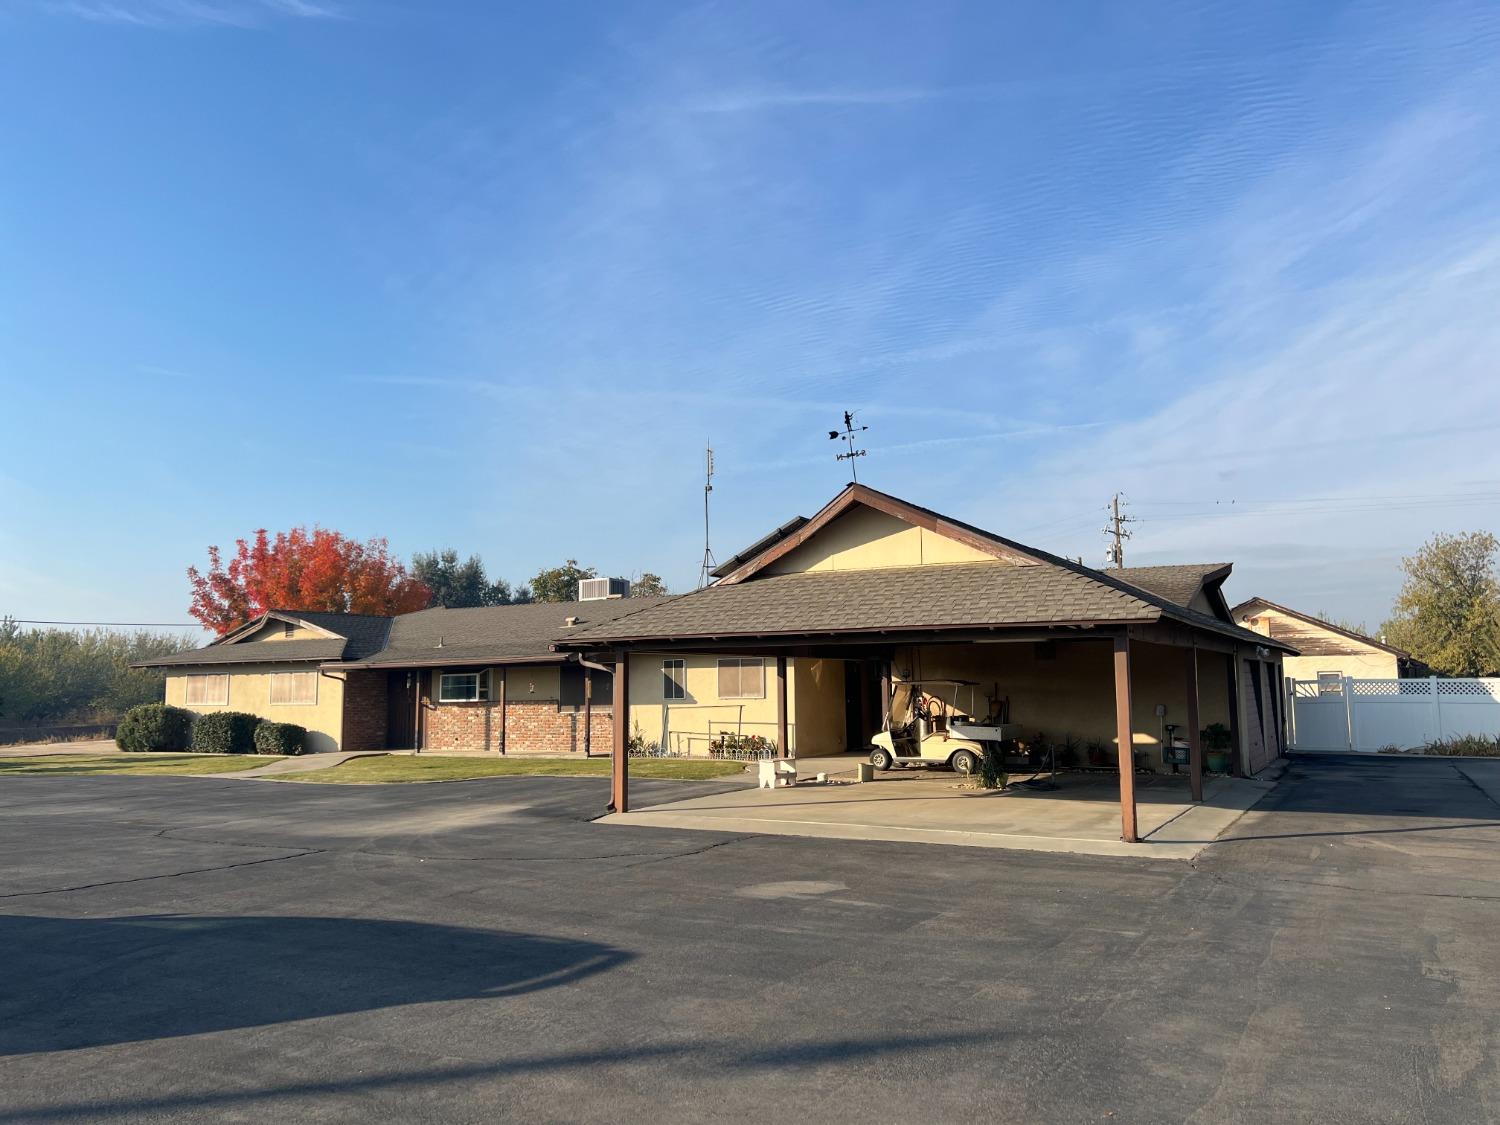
[[1205, 750, 1230, 773]]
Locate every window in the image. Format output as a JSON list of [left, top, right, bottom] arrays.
[[184, 674, 229, 706], [663, 659, 686, 700], [560, 665, 613, 709], [717, 658, 764, 700], [1317, 672, 1344, 697], [439, 671, 490, 703], [269, 671, 317, 706]]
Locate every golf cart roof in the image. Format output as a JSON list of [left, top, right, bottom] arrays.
[[899, 679, 980, 687]]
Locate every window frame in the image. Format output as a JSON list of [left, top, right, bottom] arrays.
[[1316, 671, 1344, 696], [717, 657, 765, 700], [268, 671, 318, 706], [184, 674, 229, 707], [438, 670, 490, 703], [662, 659, 686, 701]]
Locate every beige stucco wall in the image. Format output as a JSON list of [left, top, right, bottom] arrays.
[[893, 639, 1234, 773], [1283, 652, 1398, 681], [625, 653, 794, 755], [164, 666, 345, 753], [793, 658, 847, 755], [236, 619, 329, 643], [765, 506, 1000, 575]]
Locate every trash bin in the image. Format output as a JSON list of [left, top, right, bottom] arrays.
[[856, 763, 875, 783]]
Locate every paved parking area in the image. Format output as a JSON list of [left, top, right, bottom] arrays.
[[2, 754, 1499, 1123]]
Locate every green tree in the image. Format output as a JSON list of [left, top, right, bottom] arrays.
[[411, 549, 513, 608], [0, 621, 197, 725], [528, 559, 596, 603], [1381, 531, 1500, 677], [630, 573, 669, 598]]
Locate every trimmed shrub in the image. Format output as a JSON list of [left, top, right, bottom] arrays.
[[193, 711, 262, 755], [115, 703, 194, 753], [253, 721, 307, 757]]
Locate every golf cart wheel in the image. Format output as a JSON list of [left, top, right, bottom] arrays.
[[870, 748, 894, 770], [950, 750, 979, 775]]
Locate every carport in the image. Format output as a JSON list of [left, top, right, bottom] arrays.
[[556, 485, 1293, 845]]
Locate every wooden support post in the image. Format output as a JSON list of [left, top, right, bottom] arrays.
[[582, 666, 592, 757], [610, 650, 629, 814], [1113, 634, 1139, 843], [1186, 645, 1203, 803], [776, 656, 789, 759], [497, 667, 507, 755], [1225, 653, 1243, 776]]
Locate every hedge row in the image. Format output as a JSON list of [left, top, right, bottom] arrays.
[[115, 704, 307, 756]]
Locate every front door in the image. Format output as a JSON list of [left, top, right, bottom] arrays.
[[386, 670, 420, 750]]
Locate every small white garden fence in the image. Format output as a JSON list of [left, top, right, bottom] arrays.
[[1287, 676, 1500, 752]]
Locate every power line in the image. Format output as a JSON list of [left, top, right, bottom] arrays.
[[7, 619, 204, 628]]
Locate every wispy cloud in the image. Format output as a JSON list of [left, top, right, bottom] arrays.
[[44, 0, 343, 28]]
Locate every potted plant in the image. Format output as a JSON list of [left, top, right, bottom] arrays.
[[1084, 738, 1110, 768], [1202, 723, 1233, 773]]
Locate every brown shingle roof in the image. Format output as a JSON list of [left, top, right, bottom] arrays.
[[329, 598, 672, 668], [562, 562, 1160, 643], [134, 638, 349, 668], [560, 485, 1293, 652], [1113, 564, 1230, 609]]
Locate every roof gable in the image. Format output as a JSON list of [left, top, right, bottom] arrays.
[[716, 485, 1038, 585], [1231, 597, 1409, 658]]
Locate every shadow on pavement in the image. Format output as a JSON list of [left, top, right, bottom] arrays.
[[0, 914, 629, 1056], [1, 1028, 1007, 1121]]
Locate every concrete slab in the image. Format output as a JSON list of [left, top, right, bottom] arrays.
[[598, 766, 1281, 860]]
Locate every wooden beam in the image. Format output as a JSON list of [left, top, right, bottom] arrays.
[[1225, 651, 1243, 777], [1186, 645, 1203, 802], [776, 656, 789, 758], [1113, 634, 1139, 843], [610, 650, 629, 813]]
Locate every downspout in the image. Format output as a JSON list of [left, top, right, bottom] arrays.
[[577, 654, 614, 760]]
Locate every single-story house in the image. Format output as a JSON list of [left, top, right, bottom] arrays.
[[554, 484, 1296, 841], [1231, 596, 1425, 685], [136, 598, 667, 755]]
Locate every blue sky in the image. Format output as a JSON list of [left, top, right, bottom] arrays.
[[3, 0, 1499, 632]]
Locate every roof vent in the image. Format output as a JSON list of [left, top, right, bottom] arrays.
[[564, 616, 580, 627], [578, 577, 630, 601], [436, 636, 445, 648]]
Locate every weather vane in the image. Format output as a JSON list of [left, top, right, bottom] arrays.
[[829, 410, 868, 482]]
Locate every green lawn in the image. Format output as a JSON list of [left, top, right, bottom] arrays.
[[279, 755, 751, 784], [0, 754, 280, 777]]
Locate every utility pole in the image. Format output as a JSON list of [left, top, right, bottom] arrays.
[[1103, 492, 1134, 568], [697, 443, 717, 588]]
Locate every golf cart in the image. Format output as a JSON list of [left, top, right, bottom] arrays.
[[869, 679, 1023, 774]]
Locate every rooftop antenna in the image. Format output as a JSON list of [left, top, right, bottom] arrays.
[[697, 443, 717, 588], [829, 410, 868, 483]]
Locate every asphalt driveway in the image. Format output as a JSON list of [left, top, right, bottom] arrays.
[[2, 754, 1498, 1123]]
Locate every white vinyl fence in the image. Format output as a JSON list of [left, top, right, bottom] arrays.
[[1288, 676, 1500, 752]]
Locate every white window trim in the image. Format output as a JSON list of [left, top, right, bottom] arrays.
[[268, 671, 319, 706], [717, 657, 765, 700], [184, 674, 229, 707], [438, 670, 490, 703], [662, 659, 686, 701]]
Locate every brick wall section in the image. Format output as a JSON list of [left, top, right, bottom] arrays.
[[424, 700, 505, 753], [422, 697, 614, 754], [340, 671, 388, 752]]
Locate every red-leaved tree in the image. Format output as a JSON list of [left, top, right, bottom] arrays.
[[187, 528, 431, 634]]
